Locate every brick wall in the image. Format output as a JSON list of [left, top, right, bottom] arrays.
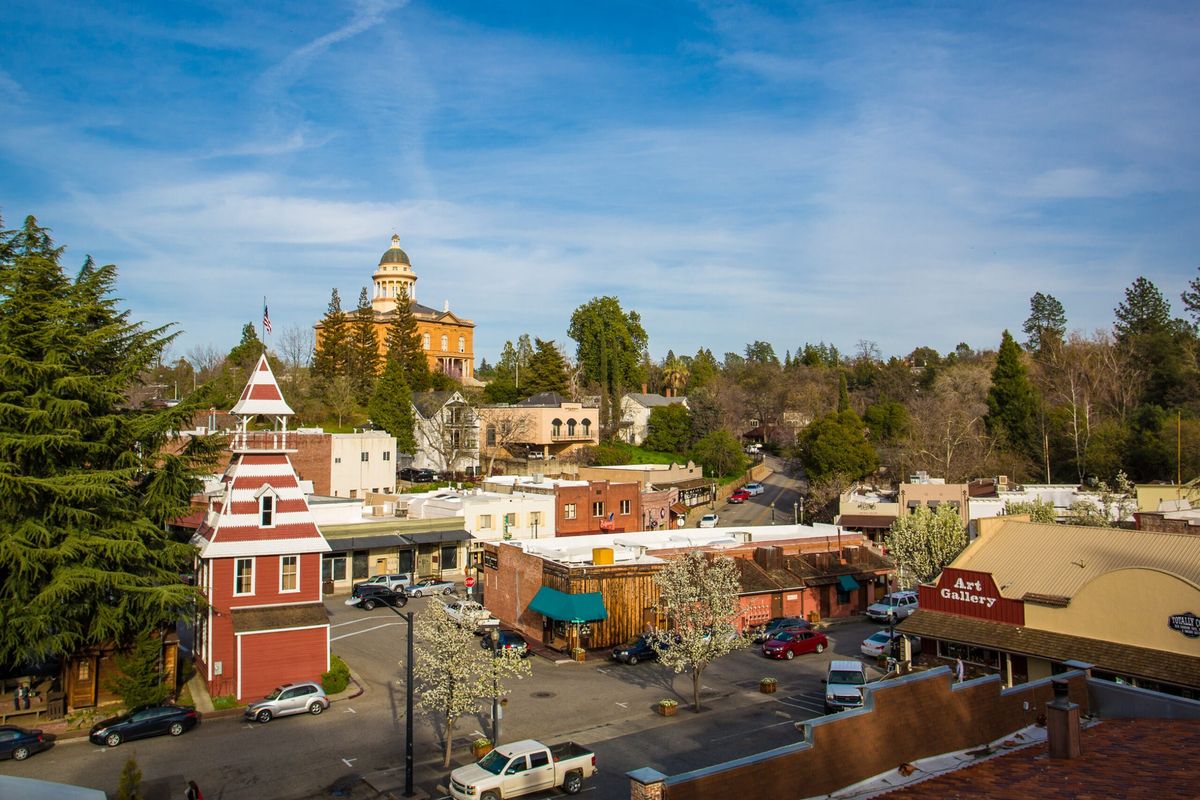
[[484, 544, 547, 642], [555, 481, 642, 535], [658, 669, 1090, 800], [290, 433, 333, 496]]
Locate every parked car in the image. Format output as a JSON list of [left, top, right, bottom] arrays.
[[399, 467, 438, 483], [481, 629, 530, 657], [243, 682, 330, 723], [407, 578, 458, 597], [442, 599, 500, 631], [352, 573, 413, 592], [761, 628, 828, 659], [728, 489, 750, 504], [89, 704, 200, 747], [744, 482, 765, 496], [698, 513, 719, 528], [449, 739, 596, 799], [860, 630, 921, 659], [346, 583, 409, 610], [0, 725, 51, 761], [866, 590, 919, 622], [823, 660, 868, 713], [610, 634, 667, 665], [752, 616, 812, 643]]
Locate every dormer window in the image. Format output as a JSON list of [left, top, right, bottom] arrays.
[[258, 489, 279, 528]]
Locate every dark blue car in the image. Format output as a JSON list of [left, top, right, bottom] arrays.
[[89, 704, 201, 747], [611, 635, 668, 665], [0, 725, 51, 760]]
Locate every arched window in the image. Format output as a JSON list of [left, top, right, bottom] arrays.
[[441, 335, 448, 352], [422, 333, 430, 350], [581, 419, 591, 436], [458, 336, 465, 353], [551, 418, 562, 437], [566, 418, 577, 437]]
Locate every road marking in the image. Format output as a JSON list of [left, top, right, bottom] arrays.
[[615, 701, 628, 708], [342, 757, 356, 767], [343, 707, 357, 714], [595, 668, 609, 674], [331, 616, 399, 629], [331, 622, 407, 641]]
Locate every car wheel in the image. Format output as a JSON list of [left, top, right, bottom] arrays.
[[628, 655, 638, 665], [12, 745, 30, 760], [105, 732, 122, 747], [396, 595, 408, 607], [563, 770, 583, 795], [481, 792, 500, 800], [785, 650, 795, 660], [169, 722, 185, 736], [362, 599, 376, 611], [256, 709, 273, 723], [443, 586, 453, 595], [309, 702, 325, 715], [815, 643, 825, 653]]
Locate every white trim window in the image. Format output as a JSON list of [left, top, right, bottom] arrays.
[[592, 501, 604, 517], [280, 555, 299, 593], [620, 499, 631, 515], [259, 492, 276, 528], [234, 558, 255, 596], [564, 503, 577, 520]]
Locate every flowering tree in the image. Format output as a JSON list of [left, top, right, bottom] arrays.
[[650, 552, 747, 712], [1003, 497, 1057, 523], [413, 607, 530, 767], [885, 504, 968, 588]]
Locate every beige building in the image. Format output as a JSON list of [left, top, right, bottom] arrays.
[[900, 517, 1200, 698], [577, 462, 704, 488], [898, 473, 969, 525], [477, 393, 599, 462]]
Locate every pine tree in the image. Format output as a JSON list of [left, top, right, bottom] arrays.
[[1114, 277, 1171, 341], [836, 371, 851, 412], [368, 358, 416, 454], [0, 216, 208, 666], [312, 289, 350, 384], [384, 286, 431, 391], [523, 338, 568, 396], [1022, 292, 1067, 355], [349, 287, 381, 402], [116, 756, 143, 800], [106, 631, 169, 709], [985, 330, 1038, 456], [1183, 266, 1200, 328]]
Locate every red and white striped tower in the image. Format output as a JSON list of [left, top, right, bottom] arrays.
[[192, 354, 331, 701]]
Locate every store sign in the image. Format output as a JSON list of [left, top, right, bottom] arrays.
[[1168, 612, 1200, 638], [938, 575, 999, 608]]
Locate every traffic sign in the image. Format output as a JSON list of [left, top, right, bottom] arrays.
[[465, 576, 476, 589]]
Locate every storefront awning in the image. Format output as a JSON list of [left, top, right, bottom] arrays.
[[836, 514, 897, 529], [838, 574, 861, 592], [527, 587, 608, 623], [404, 529, 473, 545]]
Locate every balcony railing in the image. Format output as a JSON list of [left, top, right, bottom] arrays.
[[550, 432, 596, 441], [230, 431, 293, 452]]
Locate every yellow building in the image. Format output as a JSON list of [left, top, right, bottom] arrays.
[[317, 235, 476, 381]]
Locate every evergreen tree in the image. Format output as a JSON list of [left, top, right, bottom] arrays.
[[685, 348, 718, 391], [312, 289, 350, 384], [349, 287, 381, 402], [206, 323, 267, 408], [1183, 266, 1200, 328], [383, 286, 431, 391], [523, 338, 569, 396], [116, 756, 143, 800], [836, 371, 851, 412], [368, 358, 416, 454], [0, 216, 209, 666], [1022, 292, 1067, 355], [567, 296, 648, 396], [1114, 277, 1171, 341], [515, 334, 534, 376], [797, 409, 878, 482], [689, 430, 748, 478], [106, 631, 169, 709], [985, 330, 1038, 456], [644, 404, 691, 453]]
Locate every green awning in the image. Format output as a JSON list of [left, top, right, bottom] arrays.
[[527, 587, 608, 623], [838, 574, 861, 592]]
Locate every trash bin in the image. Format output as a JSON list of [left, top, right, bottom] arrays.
[[322, 579, 335, 596], [47, 692, 65, 719]]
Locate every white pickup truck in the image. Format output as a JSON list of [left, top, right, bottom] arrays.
[[449, 739, 596, 799]]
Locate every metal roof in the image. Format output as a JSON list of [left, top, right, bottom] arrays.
[[951, 520, 1200, 600]]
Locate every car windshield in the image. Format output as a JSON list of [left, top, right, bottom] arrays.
[[867, 633, 891, 644], [829, 670, 866, 685], [477, 750, 508, 774], [771, 632, 794, 642], [264, 687, 285, 700]]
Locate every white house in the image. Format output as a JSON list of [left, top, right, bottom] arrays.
[[411, 390, 480, 475], [617, 392, 688, 445]]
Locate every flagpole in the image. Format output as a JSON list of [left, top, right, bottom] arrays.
[[262, 296, 267, 343]]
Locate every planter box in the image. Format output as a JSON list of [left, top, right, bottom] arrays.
[[471, 744, 493, 759], [657, 703, 678, 717], [572, 651, 586, 663], [760, 682, 777, 694]]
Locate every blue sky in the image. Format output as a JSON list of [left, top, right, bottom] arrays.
[[2, 1, 1198, 366]]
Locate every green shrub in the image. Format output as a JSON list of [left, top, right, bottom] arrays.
[[211, 695, 239, 710], [322, 655, 351, 695]]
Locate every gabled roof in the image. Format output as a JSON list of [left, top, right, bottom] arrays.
[[624, 392, 687, 408], [230, 354, 294, 417], [412, 390, 463, 419], [517, 392, 568, 407]]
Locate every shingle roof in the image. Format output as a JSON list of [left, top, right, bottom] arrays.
[[880, 718, 1200, 799], [412, 390, 458, 418], [899, 609, 1200, 688], [954, 520, 1200, 601], [625, 393, 687, 408], [517, 392, 567, 407], [230, 354, 294, 417]]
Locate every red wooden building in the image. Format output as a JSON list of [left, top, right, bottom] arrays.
[[191, 355, 331, 701]]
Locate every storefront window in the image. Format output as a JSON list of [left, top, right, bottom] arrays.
[[440, 545, 458, 570], [352, 550, 369, 580], [937, 640, 1001, 669], [322, 555, 347, 581]]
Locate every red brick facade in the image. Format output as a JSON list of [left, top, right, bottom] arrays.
[[288, 433, 334, 496], [555, 481, 642, 535]]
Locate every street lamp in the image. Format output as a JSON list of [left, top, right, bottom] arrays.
[[380, 603, 417, 797], [793, 501, 798, 525], [886, 608, 897, 675], [770, 501, 775, 524], [488, 628, 502, 743]]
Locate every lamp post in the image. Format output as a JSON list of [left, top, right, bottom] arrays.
[[489, 627, 502, 743], [793, 501, 798, 525], [770, 501, 775, 524], [799, 496, 805, 525], [886, 607, 897, 674], [380, 603, 416, 797]]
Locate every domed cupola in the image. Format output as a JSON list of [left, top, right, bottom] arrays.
[[372, 234, 417, 313]]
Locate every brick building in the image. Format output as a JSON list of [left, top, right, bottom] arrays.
[[555, 480, 642, 536]]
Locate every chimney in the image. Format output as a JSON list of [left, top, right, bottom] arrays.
[[665, 387, 673, 398], [1046, 678, 1082, 759], [641, 383, 647, 394]]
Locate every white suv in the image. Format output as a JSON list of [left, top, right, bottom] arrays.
[[866, 590, 919, 623], [824, 660, 868, 713]]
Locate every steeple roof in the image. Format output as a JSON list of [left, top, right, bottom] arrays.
[[231, 354, 295, 417]]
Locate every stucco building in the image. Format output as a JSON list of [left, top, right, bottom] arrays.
[[477, 393, 599, 463]]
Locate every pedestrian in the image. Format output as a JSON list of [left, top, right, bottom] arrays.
[[22, 683, 31, 709], [11, 684, 19, 712], [955, 658, 965, 683]]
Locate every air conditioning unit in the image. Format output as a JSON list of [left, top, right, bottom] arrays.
[[997, 475, 1009, 489]]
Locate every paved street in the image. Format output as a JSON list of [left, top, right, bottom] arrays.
[[708, 457, 806, 529]]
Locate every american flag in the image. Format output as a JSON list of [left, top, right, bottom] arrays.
[[263, 303, 272, 335]]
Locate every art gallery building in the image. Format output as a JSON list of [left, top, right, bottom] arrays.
[[898, 517, 1200, 699]]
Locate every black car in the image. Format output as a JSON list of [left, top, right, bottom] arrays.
[[89, 704, 201, 747], [0, 725, 51, 761], [752, 616, 812, 643], [611, 635, 668, 665], [349, 583, 409, 610], [399, 467, 437, 483], [480, 630, 530, 657]]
